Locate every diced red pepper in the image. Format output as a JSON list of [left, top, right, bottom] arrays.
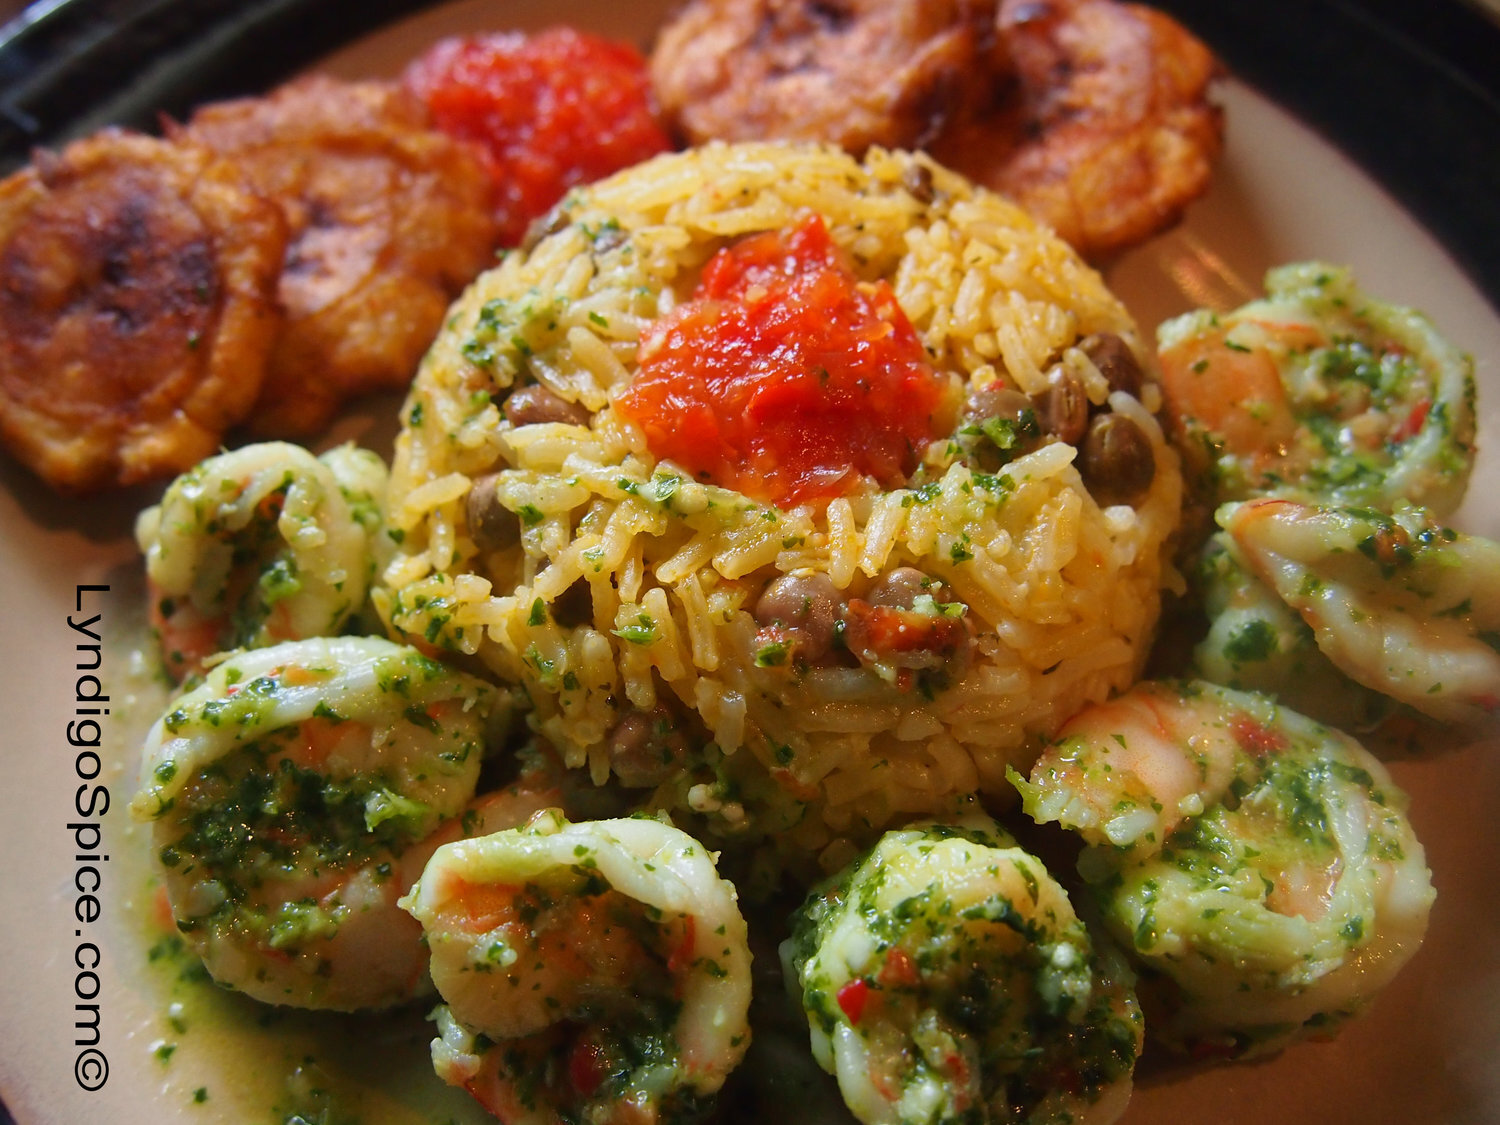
[[836, 977, 870, 1024], [567, 1033, 609, 1098], [1391, 397, 1431, 443], [1231, 713, 1288, 758], [846, 601, 967, 657]]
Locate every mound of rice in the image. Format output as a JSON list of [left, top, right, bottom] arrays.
[[375, 142, 1182, 874]]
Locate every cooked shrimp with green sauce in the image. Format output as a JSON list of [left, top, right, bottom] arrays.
[[400, 810, 753, 1125], [1014, 680, 1435, 1059], [1214, 497, 1500, 726], [131, 635, 498, 1011], [1189, 516, 1396, 732], [1157, 262, 1476, 518], [135, 440, 389, 681], [782, 813, 1143, 1125]]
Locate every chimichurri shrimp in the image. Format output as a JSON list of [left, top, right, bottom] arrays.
[[318, 441, 391, 545], [782, 813, 1143, 1125], [1014, 680, 1435, 1059], [1156, 262, 1475, 517], [131, 635, 498, 1011], [135, 440, 388, 681], [1217, 497, 1500, 726], [1189, 518, 1394, 732], [400, 811, 753, 1125]]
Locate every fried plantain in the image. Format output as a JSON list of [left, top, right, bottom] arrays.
[[648, 0, 1223, 260], [650, 0, 998, 154], [0, 129, 286, 493], [934, 0, 1224, 260], [179, 76, 497, 436]]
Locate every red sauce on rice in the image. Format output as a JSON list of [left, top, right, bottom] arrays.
[[618, 214, 955, 507]]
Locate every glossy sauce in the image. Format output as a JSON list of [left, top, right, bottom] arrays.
[[617, 214, 956, 508], [403, 27, 671, 245]]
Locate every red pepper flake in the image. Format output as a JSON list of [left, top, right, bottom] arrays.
[[616, 213, 956, 508], [944, 1050, 972, 1095], [836, 977, 870, 1024], [1391, 397, 1431, 443], [1231, 713, 1287, 757], [567, 1032, 609, 1097]]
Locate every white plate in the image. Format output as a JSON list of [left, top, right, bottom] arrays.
[[1, 3, 1497, 1122]]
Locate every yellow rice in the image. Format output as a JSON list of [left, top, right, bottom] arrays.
[[375, 141, 1182, 870]]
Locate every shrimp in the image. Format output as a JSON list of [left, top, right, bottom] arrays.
[[318, 441, 401, 608], [1221, 497, 1500, 726], [782, 811, 1143, 1125], [130, 636, 503, 1011], [135, 441, 388, 681], [318, 441, 391, 539], [1156, 262, 1477, 517], [400, 811, 753, 1125], [1190, 523, 1394, 732], [1014, 680, 1435, 1058]]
